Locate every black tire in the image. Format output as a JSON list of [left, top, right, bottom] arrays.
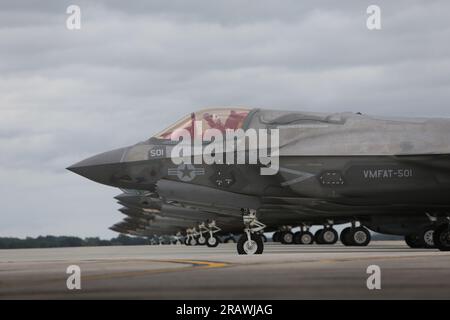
[[419, 226, 436, 248], [321, 228, 338, 244], [315, 229, 325, 244], [237, 234, 264, 255], [184, 238, 190, 246], [433, 223, 450, 251], [293, 231, 302, 244], [272, 231, 281, 242], [206, 235, 220, 248], [349, 227, 371, 246], [280, 231, 295, 244], [340, 227, 352, 246], [405, 234, 422, 248]]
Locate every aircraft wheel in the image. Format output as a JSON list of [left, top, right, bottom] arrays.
[[405, 234, 422, 248], [272, 231, 281, 242], [420, 226, 436, 248], [349, 227, 371, 246], [315, 229, 325, 244], [206, 235, 220, 248], [184, 238, 190, 246], [433, 223, 450, 251], [237, 234, 264, 255], [197, 236, 206, 246], [189, 237, 198, 246], [293, 231, 302, 244], [340, 227, 352, 246], [294, 231, 314, 244], [321, 228, 338, 244], [280, 231, 294, 244]]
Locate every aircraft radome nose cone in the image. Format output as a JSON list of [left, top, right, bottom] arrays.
[[67, 147, 128, 185]]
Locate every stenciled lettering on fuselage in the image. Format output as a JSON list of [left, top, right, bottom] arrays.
[[362, 168, 413, 179], [344, 164, 428, 186], [148, 146, 166, 159]]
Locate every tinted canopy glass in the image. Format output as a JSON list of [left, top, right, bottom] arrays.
[[154, 108, 250, 139]]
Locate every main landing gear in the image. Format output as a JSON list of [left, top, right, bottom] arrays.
[[272, 226, 295, 244], [280, 227, 295, 244], [340, 222, 371, 246], [205, 221, 221, 248], [237, 209, 266, 255], [434, 222, 450, 251], [430, 217, 450, 251], [293, 225, 314, 245], [404, 215, 440, 249], [406, 224, 450, 251], [315, 221, 338, 245], [405, 227, 436, 249]]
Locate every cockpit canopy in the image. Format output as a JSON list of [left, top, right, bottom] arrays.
[[154, 108, 250, 139]]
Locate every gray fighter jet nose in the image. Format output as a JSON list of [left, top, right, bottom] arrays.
[[67, 147, 128, 185]]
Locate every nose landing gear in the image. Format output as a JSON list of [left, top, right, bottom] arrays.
[[205, 220, 221, 248], [237, 209, 266, 255], [196, 223, 208, 245], [185, 228, 199, 246]]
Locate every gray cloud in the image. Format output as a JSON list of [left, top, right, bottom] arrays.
[[1, 1, 449, 237]]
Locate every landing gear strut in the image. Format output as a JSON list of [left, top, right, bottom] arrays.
[[237, 209, 266, 255]]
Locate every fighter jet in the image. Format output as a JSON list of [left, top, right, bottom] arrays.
[[68, 107, 450, 254]]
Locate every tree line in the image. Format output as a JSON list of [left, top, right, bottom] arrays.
[[0, 234, 150, 249]]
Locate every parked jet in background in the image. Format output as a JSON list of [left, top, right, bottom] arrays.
[[68, 107, 450, 254]]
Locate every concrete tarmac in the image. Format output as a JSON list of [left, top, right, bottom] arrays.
[[1, 241, 450, 299]]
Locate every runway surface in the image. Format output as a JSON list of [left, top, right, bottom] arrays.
[[1, 241, 450, 299]]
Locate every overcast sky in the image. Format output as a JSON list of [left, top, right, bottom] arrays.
[[1, 1, 450, 238]]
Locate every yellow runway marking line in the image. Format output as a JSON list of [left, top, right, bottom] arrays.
[[82, 259, 230, 282]]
